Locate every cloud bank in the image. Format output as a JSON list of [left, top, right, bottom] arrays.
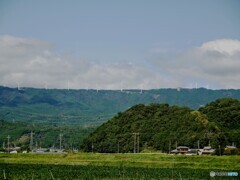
[[0, 35, 171, 90], [0, 35, 240, 89], [152, 39, 240, 89]]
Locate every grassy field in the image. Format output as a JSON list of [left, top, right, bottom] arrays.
[[0, 153, 239, 179]]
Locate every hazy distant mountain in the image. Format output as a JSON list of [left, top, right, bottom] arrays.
[[0, 86, 240, 126]]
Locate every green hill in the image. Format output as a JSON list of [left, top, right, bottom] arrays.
[[0, 120, 94, 150], [81, 98, 240, 153], [1, 86, 240, 127], [199, 98, 240, 147]]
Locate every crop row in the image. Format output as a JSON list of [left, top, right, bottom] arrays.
[[0, 163, 236, 179]]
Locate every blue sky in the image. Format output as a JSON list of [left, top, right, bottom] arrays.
[[0, 0, 240, 89]]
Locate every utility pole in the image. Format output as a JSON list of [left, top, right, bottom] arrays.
[[7, 135, 10, 153], [133, 133, 138, 153], [133, 133, 140, 153], [59, 134, 63, 151], [117, 142, 120, 154], [197, 140, 200, 150], [30, 131, 34, 151], [133, 133, 137, 153], [137, 133, 140, 153], [219, 145, 221, 156], [169, 140, 171, 154]]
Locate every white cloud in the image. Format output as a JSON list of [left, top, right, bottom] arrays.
[[153, 39, 240, 89], [201, 39, 240, 55], [1, 35, 239, 89], [0, 35, 174, 90]]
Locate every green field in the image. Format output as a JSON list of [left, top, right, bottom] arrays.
[[0, 153, 239, 179]]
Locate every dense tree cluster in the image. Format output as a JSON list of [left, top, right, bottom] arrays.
[[81, 98, 240, 154], [0, 120, 94, 151]]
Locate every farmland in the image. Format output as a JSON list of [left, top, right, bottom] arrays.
[[0, 153, 239, 179]]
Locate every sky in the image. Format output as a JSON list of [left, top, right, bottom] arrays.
[[0, 0, 240, 89]]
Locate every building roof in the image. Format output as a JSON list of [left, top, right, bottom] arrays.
[[203, 146, 212, 150], [225, 146, 236, 149], [201, 149, 215, 153], [177, 146, 189, 149]]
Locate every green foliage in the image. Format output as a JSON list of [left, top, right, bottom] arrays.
[[0, 163, 216, 179], [0, 153, 239, 179], [223, 148, 239, 155], [81, 98, 240, 153], [1, 85, 240, 152], [200, 98, 240, 148], [1, 86, 240, 127], [200, 98, 240, 129], [0, 120, 94, 149]]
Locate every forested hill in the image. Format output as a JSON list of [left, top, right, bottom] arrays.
[[81, 98, 240, 153], [0, 120, 94, 150], [0, 86, 240, 126]]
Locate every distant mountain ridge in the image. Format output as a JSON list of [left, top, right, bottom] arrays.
[[0, 86, 240, 126]]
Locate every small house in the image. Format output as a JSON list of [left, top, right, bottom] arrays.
[[170, 146, 190, 154], [225, 145, 236, 149], [176, 146, 189, 154], [224, 145, 238, 155], [199, 146, 215, 155]]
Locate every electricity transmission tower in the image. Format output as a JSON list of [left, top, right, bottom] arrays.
[[30, 131, 34, 151], [133, 133, 140, 153], [59, 134, 63, 150], [7, 135, 10, 153], [92, 143, 94, 153]]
